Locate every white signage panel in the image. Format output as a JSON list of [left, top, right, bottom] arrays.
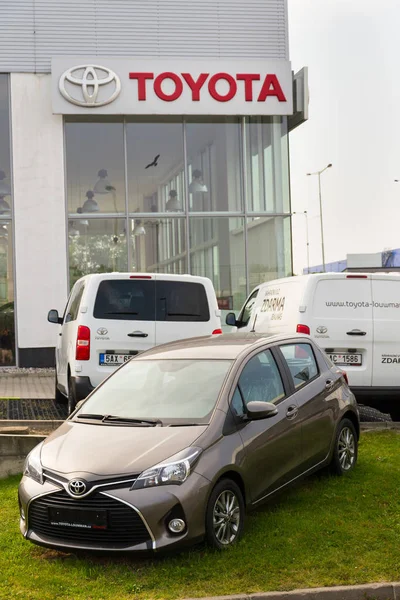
[[52, 57, 293, 115]]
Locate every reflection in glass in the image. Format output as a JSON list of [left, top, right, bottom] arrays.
[[186, 119, 242, 212], [189, 217, 246, 314], [126, 119, 184, 214], [247, 216, 292, 290], [247, 117, 290, 213], [65, 120, 125, 214], [129, 218, 186, 274], [68, 219, 127, 286], [0, 222, 15, 365]]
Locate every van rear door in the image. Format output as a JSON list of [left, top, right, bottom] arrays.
[[371, 276, 400, 387], [155, 277, 216, 345], [90, 276, 156, 386], [310, 275, 373, 387]]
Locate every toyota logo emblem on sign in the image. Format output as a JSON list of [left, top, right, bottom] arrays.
[[68, 479, 87, 496], [59, 65, 121, 107], [97, 327, 108, 336], [316, 326, 328, 334]]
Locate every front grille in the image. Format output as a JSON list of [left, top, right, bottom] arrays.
[[28, 491, 151, 548]]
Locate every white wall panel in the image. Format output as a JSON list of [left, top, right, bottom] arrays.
[[0, 0, 288, 73], [11, 74, 68, 349]]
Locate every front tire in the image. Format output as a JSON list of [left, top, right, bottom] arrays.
[[67, 376, 76, 416], [205, 479, 244, 550], [330, 418, 358, 475]]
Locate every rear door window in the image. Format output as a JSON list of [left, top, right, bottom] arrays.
[[156, 281, 210, 322], [93, 280, 156, 321], [279, 344, 319, 389]]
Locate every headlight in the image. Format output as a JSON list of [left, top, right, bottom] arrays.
[[132, 447, 202, 490], [23, 442, 43, 484]]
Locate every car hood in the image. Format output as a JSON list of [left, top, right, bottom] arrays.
[[40, 421, 207, 477]]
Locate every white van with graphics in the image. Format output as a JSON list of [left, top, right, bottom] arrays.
[[226, 273, 400, 401], [48, 273, 222, 414]]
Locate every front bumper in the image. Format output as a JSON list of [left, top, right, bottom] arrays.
[[18, 471, 210, 553]]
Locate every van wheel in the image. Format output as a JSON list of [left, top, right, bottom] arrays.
[[330, 418, 358, 476], [67, 376, 76, 415], [54, 373, 66, 404], [205, 479, 244, 550]]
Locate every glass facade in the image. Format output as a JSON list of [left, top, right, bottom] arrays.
[[0, 75, 15, 365], [66, 117, 292, 320]]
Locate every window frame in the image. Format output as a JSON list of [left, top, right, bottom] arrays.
[[276, 342, 320, 393]]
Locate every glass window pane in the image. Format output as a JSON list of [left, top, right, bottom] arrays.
[[156, 280, 209, 322], [68, 218, 128, 287], [246, 117, 290, 214], [64, 281, 85, 323], [0, 75, 11, 216], [247, 216, 292, 290], [186, 118, 242, 212], [280, 344, 319, 389], [0, 222, 15, 365], [189, 217, 246, 322], [94, 279, 156, 321], [239, 350, 285, 405], [65, 119, 125, 214], [126, 118, 184, 214], [129, 217, 186, 273]]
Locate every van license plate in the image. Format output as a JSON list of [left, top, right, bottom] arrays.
[[327, 353, 362, 366], [99, 353, 132, 366]]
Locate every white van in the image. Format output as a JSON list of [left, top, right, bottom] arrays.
[[48, 273, 222, 413], [226, 273, 400, 401]]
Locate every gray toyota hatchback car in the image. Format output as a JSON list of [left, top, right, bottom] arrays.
[[19, 333, 359, 553]]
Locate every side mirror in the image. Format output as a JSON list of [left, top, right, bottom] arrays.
[[48, 309, 62, 325], [246, 401, 278, 420], [225, 312, 237, 327]]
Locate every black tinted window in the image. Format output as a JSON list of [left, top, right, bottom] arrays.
[[94, 280, 156, 321], [156, 281, 210, 322]]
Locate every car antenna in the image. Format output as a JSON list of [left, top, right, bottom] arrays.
[[251, 312, 258, 333]]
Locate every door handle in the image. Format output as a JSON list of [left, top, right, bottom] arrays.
[[127, 331, 149, 338], [286, 405, 298, 420], [346, 329, 366, 336], [325, 379, 334, 390]]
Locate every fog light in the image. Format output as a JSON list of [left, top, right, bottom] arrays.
[[168, 518, 185, 534]]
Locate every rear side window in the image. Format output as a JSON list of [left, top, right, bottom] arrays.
[[94, 280, 156, 321], [93, 279, 210, 322], [64, 282, 85, 323], [156, 281, 210, 322], [280, 344, 319, 389]]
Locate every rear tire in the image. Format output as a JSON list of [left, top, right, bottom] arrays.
[[205, 479, 245, 550], [67, 376, 76, 416], [330, 418, 358, 476]]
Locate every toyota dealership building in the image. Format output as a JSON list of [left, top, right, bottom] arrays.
[[0, 0, 307, 366]]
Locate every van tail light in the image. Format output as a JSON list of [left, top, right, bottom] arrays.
[[212, 329, 223, 335], [76, 325, 90, 360], [296, 324, 310, 335], [341, 370, 349, 385]]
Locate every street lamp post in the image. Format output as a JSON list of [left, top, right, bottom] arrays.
[[292, 211, 310, 273], [307, 163, 332, 272]]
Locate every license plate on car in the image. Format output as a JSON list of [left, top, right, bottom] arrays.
[[99, 353, 132, 366], [327, 353, 362, 366], [48, 507, 107, 529]]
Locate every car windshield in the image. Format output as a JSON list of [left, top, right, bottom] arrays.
[[74, 359, 233, 425]]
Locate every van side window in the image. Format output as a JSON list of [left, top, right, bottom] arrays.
[[237, 289, 259, 328], [238, 350, 285, 406], [280, 344, 319, 389], [64, 282, 85, 323], [156, 281, 210, 322]]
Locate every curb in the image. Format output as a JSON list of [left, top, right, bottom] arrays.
[[360, 422, 400, 431], [184, 582, 400, 600]]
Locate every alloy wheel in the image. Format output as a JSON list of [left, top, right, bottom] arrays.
[[337, 426, 355, 471], [212, 490, 240, 545]]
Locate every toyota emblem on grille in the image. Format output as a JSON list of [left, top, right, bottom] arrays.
[[97, 327, 108, 336], [68, 479, 87, 496], [59, 65, 121, 108], [316, 326, 328, 334]]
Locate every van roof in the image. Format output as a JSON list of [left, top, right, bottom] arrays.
[[253, 272, 400, 290], [76, 272, 212, 283]]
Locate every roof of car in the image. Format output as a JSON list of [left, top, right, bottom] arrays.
[[135, 332, 308, 361]]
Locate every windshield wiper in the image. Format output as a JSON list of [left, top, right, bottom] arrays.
[[76, 414, 162, 426], [105, 311, 139, 315], [168, 423, 208, 427]]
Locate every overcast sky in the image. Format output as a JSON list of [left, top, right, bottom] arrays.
[[288, 0, 400, 274]]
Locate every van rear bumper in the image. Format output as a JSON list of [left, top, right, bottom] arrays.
[[72, 376, 95, 401]]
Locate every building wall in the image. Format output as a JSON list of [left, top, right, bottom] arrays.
[[0, 0, 288, 74], [11, 74, 68, 364]]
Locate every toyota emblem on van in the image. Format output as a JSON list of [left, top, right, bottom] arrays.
[[316, 326, 328, 335], [97, 328, 108, 336]]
